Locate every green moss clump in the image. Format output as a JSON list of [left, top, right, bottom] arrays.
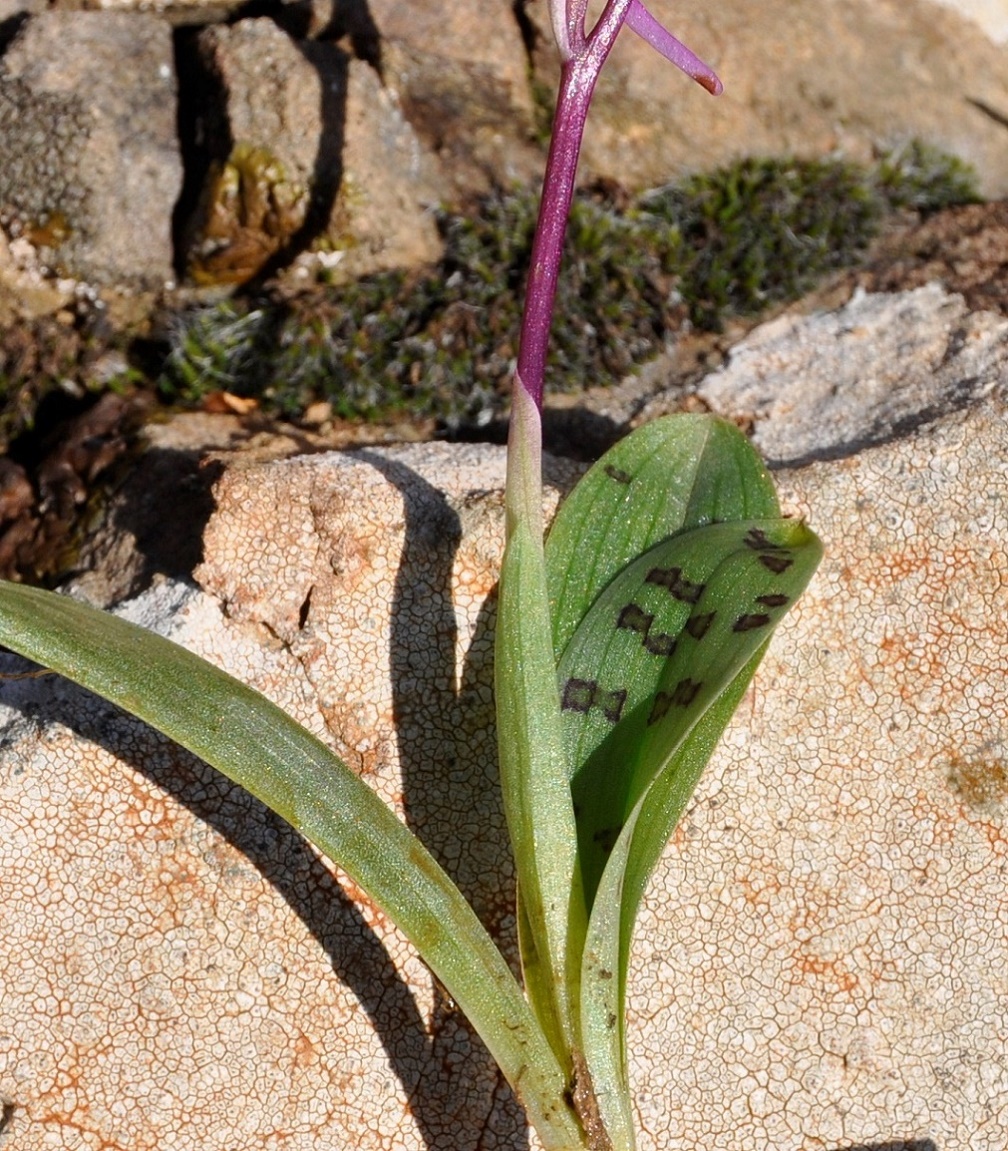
[[874, 139, 982, 212], [160, 190, 677, 429], [641, 157, 882, 326], [160, 304, 274, 402], [158, 143, 981, 430]]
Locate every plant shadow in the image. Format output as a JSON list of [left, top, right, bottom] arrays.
[[1, 670, 468, 1149], [359, 449, 530, 1149]]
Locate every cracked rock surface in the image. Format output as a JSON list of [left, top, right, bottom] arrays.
[[2, 289, 1007, 1149]]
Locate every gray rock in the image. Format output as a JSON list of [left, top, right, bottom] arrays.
[[0, 11, 181, 287], [197, 19, 343, 196], [0, 0, 42, 23], [370, 0, 540, 193], [694, 283, 1008, 467], [0, 78, 90, 241], [47, 0, 240, 21], [186, 18, 443, 286]]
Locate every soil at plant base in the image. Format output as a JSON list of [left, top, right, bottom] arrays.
[[1, 199, 1006, 591]]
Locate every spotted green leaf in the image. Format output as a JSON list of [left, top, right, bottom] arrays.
[[569, 516, 821, 1143], [560, 518, 822, 901], [540, 415, 822, 1147], [546, 413, 782, 657]]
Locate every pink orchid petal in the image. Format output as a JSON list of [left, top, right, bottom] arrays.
[[625, 0, 723, 94]]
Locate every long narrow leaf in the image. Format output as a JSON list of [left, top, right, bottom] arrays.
[[0, 581, 585, 1151], [497, 522, 587, 1069], [497, 383, 587, 1070]]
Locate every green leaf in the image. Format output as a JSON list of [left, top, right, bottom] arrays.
[[571, 519, 822, 1146], [0, 581, 586, 1151], [496, 381, 586, 1070], [496, 520, 587, 1069], [560, 518, 822, 900], [545, 413, 781, 658], [542, 415, 822, 1148]]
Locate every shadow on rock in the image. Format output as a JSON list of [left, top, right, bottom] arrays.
[[359, 447, 531, 1151], [831, 1141, 939, 1151]]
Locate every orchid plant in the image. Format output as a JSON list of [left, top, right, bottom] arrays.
[[0, 4, 820, 1149]]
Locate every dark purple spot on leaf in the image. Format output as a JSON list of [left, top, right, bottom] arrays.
[[562, 678, 626, 724], [647, 691, 673, 726], [604, 464, 632, 485], [645, 566, 705, 604], [644, 631, 677, 657], [593, 826, 620, 854], [757, 593, 790, 608], [647, 681, 703, 723], [685, 611, 716, 640], [617, 603, 677, 657], [599, 687, 628, 724], [670, 678, 703, 707], [759, 553, 794, 574], [617, 603, 654, 635], [607, 1013, 617, 1030], [733, 613, 772, 632], [562, 678, 597, 714], [744, 528, 787, 551]]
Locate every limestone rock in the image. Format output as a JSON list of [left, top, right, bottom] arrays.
[[929, 0, 1008, 41], [2, 290, 1007, 1148], [693, 283, 1008, 467], [0, 444, 577, 1151], [338, 56, 445, 276], [61, 0, 242, 22], [367, 0, 528, 102], [160, 0, 538, 193], [187, 18, 444, 285], [0, 0, 42, 22], [526, 0, 1008, 197], [0, 11, 181, 286], [368, 0, 541, 193]]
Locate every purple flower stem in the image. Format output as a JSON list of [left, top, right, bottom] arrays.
[[514, 0, 634, 413]]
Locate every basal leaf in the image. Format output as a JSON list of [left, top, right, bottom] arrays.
[[497, 383, 587, 1070], [496, 520, 586, 1068], [560, 519, 823, 902], [537, 413, 813, 1145], [0, 581, 585, 1151]]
